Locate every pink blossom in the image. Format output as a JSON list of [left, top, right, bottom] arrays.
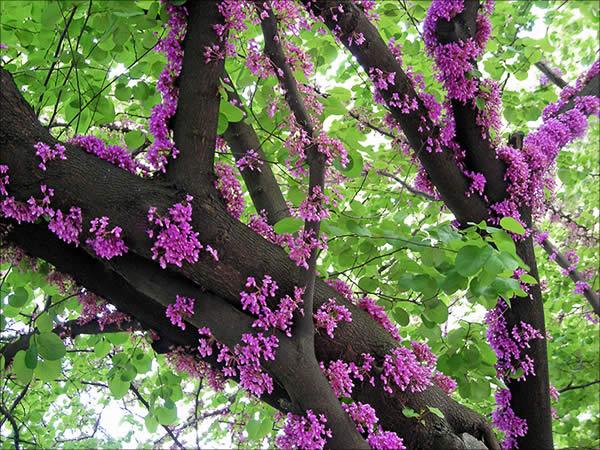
[[165, 295, 195, 330], [275, 410, 332, 450], [48, 206, 82, 245], [147, 195, 203, 268], [314, 298, 352, 338], [86, 216, 128, 259], [34, 141, 67, 171], [215, 161, 245, 219]]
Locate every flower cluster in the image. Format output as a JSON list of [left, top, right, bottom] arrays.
[[297, 185, 331, 222], [165, 346, 226, 392], [77, 290, 130, 331], [48, 206, 82, 246], [342, 401, 406, 449], [215, 161, 245, 219], [240, 275, 304, 336], [147, 195, 205, 268], [485, 300, 544, 381], [275, 410, 332, 450], [68, 134, 145, 175], [86, 216, 128, 259], [380, 346, 435, 393], [34, 141, 67, 171], [1, 183, 53, 224], [147, 2, 187, 171], [355, 295, 402, 342], [165, 295, 195, 330], [313, 297, 352, 338], [320, 359, 354, 397], [236, 149, 263, 172], [491, 388, 528, 450]]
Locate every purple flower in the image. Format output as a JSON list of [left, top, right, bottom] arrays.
[[86, 216, 128, 259], [165, 295, 195, 330]]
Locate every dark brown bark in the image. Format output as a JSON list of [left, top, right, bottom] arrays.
[[0, 66, 497, 448], [166, 1, 224, 188]]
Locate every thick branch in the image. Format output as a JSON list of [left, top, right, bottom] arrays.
[[166, 1, 224, 188], [538, 235, 599, 316], [435, 0, 509, 205], [221, 76, 290, 225], [302, 0, 489, 225]]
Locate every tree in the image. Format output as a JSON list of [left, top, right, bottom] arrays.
[[0, 0, 598, 448]]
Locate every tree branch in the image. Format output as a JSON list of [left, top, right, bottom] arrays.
[[535, 61, 568, 89], [538, 234, 599, 316], [259, 6, 368, 448], [221, 75, 290, 225], [559, 379, 600, 393], [434, 0, 509, 206], [0, 403, 20, 450], [301, 0, 489, 225], [129, 383, 184, 449], [166, 1, 225, 189]]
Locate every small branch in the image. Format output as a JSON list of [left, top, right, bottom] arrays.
[[538, 233, 599, 316], [559, 379, 600, 393], [259, 4, 321, 342], [130, 383, 184, 449], [221, 75, 290, 225], [0, 403, 20, 450], [535, 61, 567, 89], [377, 170, 437, 201], [35, 5, 78, 117]]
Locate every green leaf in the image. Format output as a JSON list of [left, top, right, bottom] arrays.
[[392, 306, 409, 326], [500, 217, 526, 235], [492, 231, 516, 255], [13, 351, 34, 384], [9, 287, 29, 308], [108, 375, 129, 399], [273, 217, 302, 235], [145, 414, 158, 433], [125, 130, 145, 149], [423, 299, 448, 324], [34, 359, 62, 382], [519, 273, 537, 284], [246, 420, 262, 440], [41, 2, 61, 28], [35, 332, 66, 361], [106, 332, 130, 346], [220, 100, 245, 123], [35, 314, 53, 333], [216, 112, 228, 135], [25, 346, 38, 369], [475, 97, 486, 110], [456, 245, 491, 277], [440, 270, 468, 294], [94, 339, 111, 359], [402, 407, 420, 418], [427, 406, 445, 419], [155, 405, 177, 425], [358, 277, 377, 292]]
